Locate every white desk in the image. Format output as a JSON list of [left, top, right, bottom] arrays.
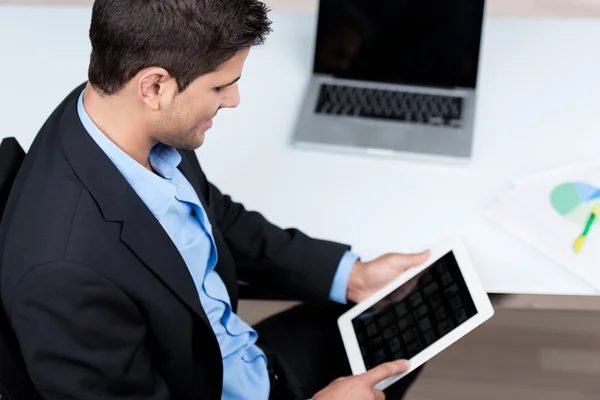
[[2, 5, 600, 299]]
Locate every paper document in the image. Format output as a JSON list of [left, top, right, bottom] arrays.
[[486, 162, 600, 290]]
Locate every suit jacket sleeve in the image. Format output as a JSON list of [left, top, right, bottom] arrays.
[[205, 178, 352, 303], [6, 262, 172, 400]]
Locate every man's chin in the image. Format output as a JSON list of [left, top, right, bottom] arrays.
[[184, 131, 206, 150]]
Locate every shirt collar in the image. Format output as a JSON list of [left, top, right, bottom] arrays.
[[77, 89, 180, 220]]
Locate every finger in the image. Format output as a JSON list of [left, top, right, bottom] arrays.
[[361, 359, 410, 387], [374, 390, 386, 400]]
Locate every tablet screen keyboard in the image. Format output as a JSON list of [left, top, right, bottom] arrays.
[[352, 251, 478, 370]]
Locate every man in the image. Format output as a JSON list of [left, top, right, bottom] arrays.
[[0, 1, 429, 399]]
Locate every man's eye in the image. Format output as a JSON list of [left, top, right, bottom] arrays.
[[214, 87, 224, 93]]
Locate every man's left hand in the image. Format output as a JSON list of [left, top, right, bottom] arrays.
[[346, 251, 430, 304]]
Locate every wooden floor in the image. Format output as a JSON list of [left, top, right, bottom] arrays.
[[408, 309, 600, 400], [239, 301, 600, 399]]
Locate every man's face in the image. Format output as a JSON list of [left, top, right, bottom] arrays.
[[150, 48, 250, 150]]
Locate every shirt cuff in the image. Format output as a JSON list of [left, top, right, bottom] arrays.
[[329, 250, 360, 304]]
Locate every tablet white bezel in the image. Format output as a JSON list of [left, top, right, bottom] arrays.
[[338, 237, 494, 391]]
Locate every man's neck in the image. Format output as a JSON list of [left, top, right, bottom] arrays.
[[82, 83, 156, 170]]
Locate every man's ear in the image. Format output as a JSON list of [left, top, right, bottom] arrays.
[[137, 67, 177, 111]]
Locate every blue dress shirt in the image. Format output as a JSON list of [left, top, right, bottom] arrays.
[[77, 90, 358, 399]]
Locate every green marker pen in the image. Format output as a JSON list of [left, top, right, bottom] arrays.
[[574, 204, 600, 254]]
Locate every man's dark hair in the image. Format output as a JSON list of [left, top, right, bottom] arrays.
[[88, 0, 272, 95]]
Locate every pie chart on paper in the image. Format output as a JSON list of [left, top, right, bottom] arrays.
[[551, 182, 600, 224]]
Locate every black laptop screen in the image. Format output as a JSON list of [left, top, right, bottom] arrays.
[[313, 0, 486, 89]]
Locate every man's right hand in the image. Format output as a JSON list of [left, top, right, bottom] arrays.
[[312, 359, 410, 400]]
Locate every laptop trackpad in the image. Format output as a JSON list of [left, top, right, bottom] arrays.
[[353, 125, 416, 153]]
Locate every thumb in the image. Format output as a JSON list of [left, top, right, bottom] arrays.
[[390, 250, 430, 269], [361, 360, 410, 387]]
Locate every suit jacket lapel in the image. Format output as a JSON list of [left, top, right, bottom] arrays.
[[59, 90, 211, 327], [119, 190, 210, 326]]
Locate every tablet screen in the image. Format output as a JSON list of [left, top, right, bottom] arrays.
[[351, 251, 477, 370]]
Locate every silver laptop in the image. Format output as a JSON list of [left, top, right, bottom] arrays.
[[293, 0, 487, 160]]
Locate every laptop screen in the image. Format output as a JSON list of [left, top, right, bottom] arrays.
[[313, 0, 486, 89]]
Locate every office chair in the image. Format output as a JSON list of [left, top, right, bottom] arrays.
[[0, 138, 25, 222], [0, 137, 40, 400]]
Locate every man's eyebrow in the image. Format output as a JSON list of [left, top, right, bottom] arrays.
[[217, 76, 241, 88]]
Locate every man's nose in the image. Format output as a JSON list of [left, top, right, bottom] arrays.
[[221, 84, 240, 109]]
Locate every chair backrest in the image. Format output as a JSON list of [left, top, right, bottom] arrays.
[[0, 137, 40, 399], [0, 138, 25, 222]]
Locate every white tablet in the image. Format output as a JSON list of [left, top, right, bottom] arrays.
[[338, 237, 494, 391]]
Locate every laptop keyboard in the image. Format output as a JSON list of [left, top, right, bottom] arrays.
[[354, 258, 473, 370], [315, 84, 464, 127]]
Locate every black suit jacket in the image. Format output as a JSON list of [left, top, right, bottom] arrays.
[[0, 84, 350, 399]]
